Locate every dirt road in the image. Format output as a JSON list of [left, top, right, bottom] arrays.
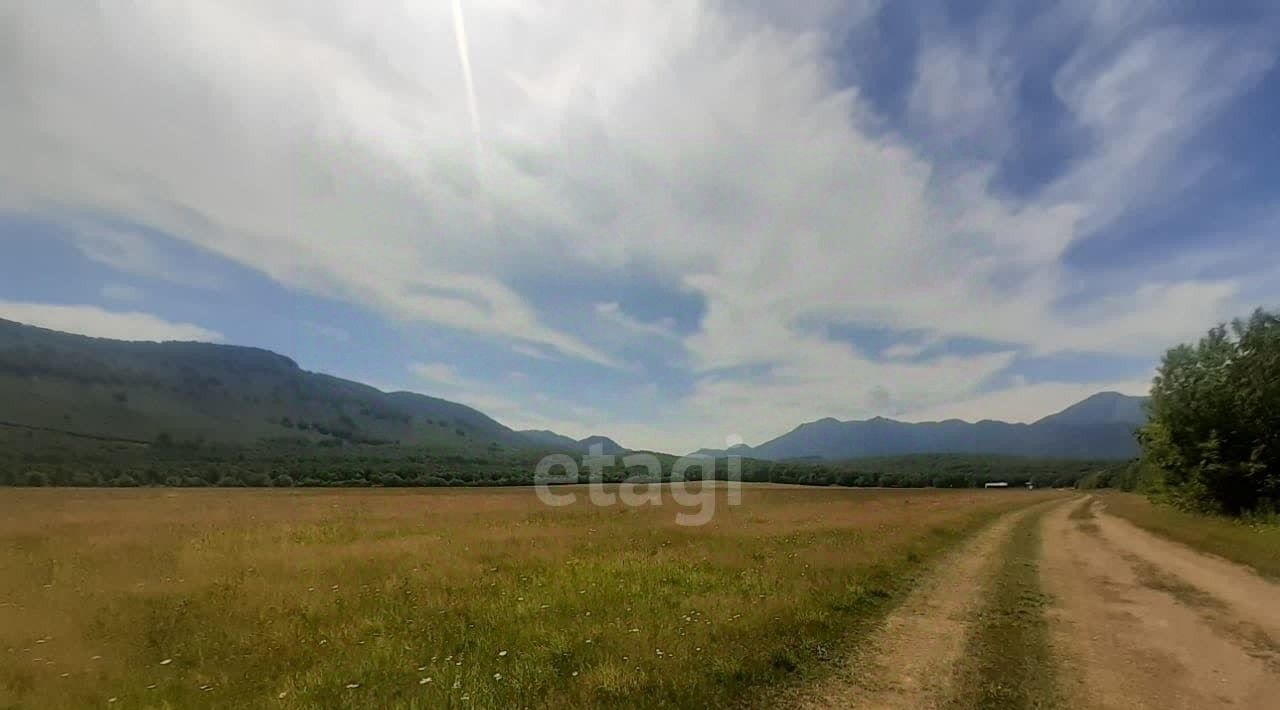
[[782, 496, 1280, 709], [1043, 498, 1280, 710], [782, 505, 1043, 709]]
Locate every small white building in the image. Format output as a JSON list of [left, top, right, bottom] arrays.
[[984, 482, 1009, 488]]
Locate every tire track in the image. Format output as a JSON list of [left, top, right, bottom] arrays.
[[782, 503, 1048, 709], [1041, 497, 1280, 709]]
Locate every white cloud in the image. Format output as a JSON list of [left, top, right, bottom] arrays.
[[303, 321, 350, 342], [72, 225, 222, 289], [593, 302, 678, 340], [0, 1, 1273, 450], [511, 344, 554, 361], [100, 283, 144, 302], [407, 360, 605, 436], [0, 301, 223, 342], [882, 343, 929, 360], [909, 33, 1016, 156], [409, 362, 469, 389], [902, 378, 1153, 424]]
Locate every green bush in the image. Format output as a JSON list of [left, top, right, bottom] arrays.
[[1142, 308, 1280, 514]]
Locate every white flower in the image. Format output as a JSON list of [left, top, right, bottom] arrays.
[[345, 683, 360, 689], [278, 691, 289, 699], [498, 650, 508, 657], [419, 677, 432, 685], [160, 658, 173, 665], [493, 673, 502, 681]]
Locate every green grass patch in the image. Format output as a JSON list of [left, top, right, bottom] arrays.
[[0, 488, 1062, 709], [946, 506, 1059, 710]]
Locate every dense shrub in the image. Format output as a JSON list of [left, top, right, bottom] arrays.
[[1141, 308, 1280, 514]]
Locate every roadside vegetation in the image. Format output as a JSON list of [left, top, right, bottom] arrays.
[[1099, 492, 1280, 580], [1137, 308, 1280, 515], [0, 487, 1057, 709]]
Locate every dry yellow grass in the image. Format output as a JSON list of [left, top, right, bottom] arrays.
[[1098, 492, 1280, 580], [0, 486, 1058, 708]]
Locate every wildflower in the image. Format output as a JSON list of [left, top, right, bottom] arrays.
[[345, 683, 360, 689], [572, 671, 579, 677], [419, 677, 432, 685], [278, 691, 289, 699], [160, 658, 173, 666], [417, 666, 428, 672], [498, 650, 508, 657], [493, 673, 503, 681]]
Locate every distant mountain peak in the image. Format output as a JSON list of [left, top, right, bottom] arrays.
[[1034, 391, 1148, 427], [579, 435, 627, 455], [732, 391, 1150, 462]]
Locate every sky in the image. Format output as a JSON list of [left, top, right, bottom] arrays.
[[2, 1, 1279, 454]]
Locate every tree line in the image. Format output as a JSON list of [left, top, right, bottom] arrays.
[[2, 426, 1111, 490], [1136, 308, 1280, 515]]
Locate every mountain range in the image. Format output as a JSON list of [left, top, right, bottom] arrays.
[[693, 391, 1147, 460], [0, 318, 1147, 459]]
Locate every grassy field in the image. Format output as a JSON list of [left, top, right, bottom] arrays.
[[1099, 492, 1280, 580], [0, 486, 1057, 708]]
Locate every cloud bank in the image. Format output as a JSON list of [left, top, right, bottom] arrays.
[[1, 1, 1276, 451]]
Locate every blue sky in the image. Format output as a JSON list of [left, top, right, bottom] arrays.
[[2, 0, 1279, 453]]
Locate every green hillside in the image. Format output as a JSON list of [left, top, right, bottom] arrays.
[[0, 318, 525, 453]]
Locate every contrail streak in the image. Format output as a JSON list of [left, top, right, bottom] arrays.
[[450, 0, 484, 177]]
